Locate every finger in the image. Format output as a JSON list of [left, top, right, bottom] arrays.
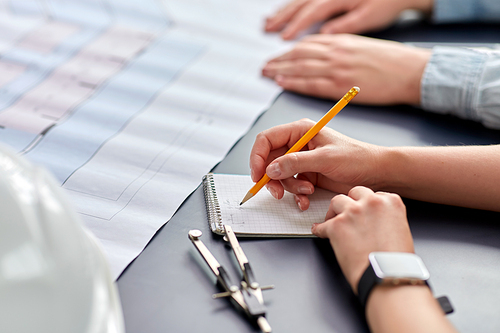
[[249, 125, 294, 181], [250, 120, 316, 181], [348, 186, 374, 200], [266, 148, 329, 180], [275, 75, 342, 100], [319, 7, 373, 35], [280, 176, 315, 195], [265, 0, 308, 32], [311, 220, 332, 238], [326, 193, 352, 219], [265, 146, 290, 165], [280, 2, 331, 40], [251, 146, 288, 182], [374, 191, 405, 209], [263, 59, 332, 78], [265, 180, 285, 199], [301, 33, 344, 45], [266, 42, 329, 63], [294, 193, 311, 211]]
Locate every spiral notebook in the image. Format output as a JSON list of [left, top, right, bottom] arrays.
[[202, 173, 336, 237]]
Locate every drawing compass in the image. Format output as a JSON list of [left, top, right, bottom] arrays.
[[188, 226, 274, 332]]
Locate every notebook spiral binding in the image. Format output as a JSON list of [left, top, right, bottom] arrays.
[[202, 173, 224, 234]]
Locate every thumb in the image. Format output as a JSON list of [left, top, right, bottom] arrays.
[[266, 149, 326, 180], [311, 221, 329, 239]]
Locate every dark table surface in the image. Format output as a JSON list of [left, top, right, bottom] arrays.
[[117, 19, 500, 333]]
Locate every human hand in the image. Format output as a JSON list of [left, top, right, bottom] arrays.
[[262, 34, 432, 105], [249, 118, 385, 210], [265, 0, 433, 40], [312, 186, 414, 293]]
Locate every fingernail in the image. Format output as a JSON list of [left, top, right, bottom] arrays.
[[267, 162, 281, 178], [268, 186, 278, 199], [275, 75, 284, 85], [250, 167, 255, 181], [294, 194, 303, 210], [311, 223, 318, 231], [298, 186, 312, 195]]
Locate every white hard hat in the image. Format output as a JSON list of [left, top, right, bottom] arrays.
[[0, 144, 124, 333]]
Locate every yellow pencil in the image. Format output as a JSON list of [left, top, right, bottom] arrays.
[[240, 86, 360, 205]]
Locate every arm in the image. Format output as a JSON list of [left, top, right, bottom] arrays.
[[263, 35, 500, 130], [249, 119, 500, 211], [366, 285, 453, 333], [311, 187, 457, 333], [380, 144, 500, 211], [265, 0, 433, 39]]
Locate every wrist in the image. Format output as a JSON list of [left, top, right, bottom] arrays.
[[347, 259, 370, 295], [403, 46, 432, 105], [374, 147, 405, 192], [357, 252, 428, 308], [355, 252, 454, 317], [368, 283, 433, 308], [366, 284, 458, 333], [377, 146, 419, 194], [366, 284, 438, 329]]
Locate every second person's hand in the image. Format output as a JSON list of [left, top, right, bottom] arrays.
[[262, 34, 431, 105]]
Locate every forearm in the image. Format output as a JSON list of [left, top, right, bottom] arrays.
[[366, 285, 457, 333], [378, 145, 500, 211]]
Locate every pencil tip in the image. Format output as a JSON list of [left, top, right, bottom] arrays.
[[240, 192, 253, 206]]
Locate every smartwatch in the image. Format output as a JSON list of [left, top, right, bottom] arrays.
[[357, 252, 430, 308]]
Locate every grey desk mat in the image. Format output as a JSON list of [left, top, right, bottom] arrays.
[[117, 20, 500, 333]]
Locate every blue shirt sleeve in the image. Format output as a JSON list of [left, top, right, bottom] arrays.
[[421, 46, 500, 129], [433, 0, 500, 23]]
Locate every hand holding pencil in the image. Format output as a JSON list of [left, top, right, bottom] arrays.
[[241, 87, 359, 206]]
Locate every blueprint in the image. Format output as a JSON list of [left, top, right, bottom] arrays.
[[0, 0, 290, 278]]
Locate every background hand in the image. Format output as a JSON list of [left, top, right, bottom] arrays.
[[262, 34, 431, 105], [265, 0, 433, 40]]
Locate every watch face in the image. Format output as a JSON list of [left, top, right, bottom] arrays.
[[369, 252, 430, 280]]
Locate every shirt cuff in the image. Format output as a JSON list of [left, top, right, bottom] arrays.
[[420, 46, 487, 122], [432, 0, 500, 23], [432, 0, 472, 22]]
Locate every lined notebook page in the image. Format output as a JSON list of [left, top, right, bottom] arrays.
[[206, 173, 335, 236]]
